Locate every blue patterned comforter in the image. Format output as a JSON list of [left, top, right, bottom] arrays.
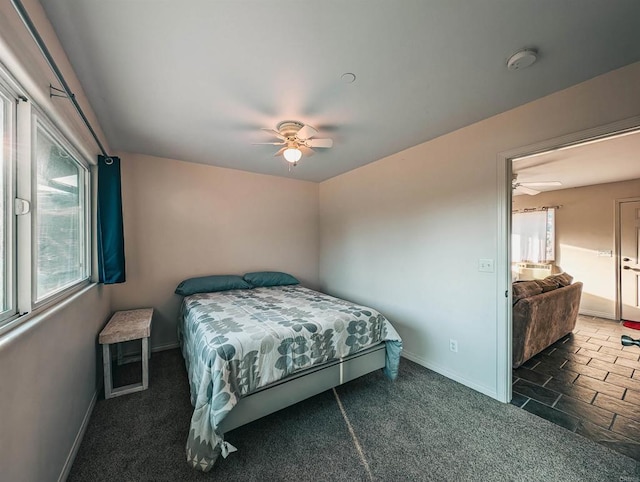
[[177, 285, 402, 471]]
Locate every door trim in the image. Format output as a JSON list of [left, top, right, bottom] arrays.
[[616, 197, 640, 321], [496, 114, 640, 404]]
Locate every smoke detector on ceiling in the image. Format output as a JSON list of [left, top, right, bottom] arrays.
[[506, 48, 538, 71]]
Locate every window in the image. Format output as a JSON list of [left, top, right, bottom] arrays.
[[0, 68, 91, 330], [0, 84, 15, 323], [34, 124, 88, 301], [512, 208, 555, 263]]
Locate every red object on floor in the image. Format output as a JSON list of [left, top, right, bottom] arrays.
[[623, 320, 640, 330]]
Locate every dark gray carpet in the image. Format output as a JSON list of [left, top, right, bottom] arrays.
[[69, 350, 640, 481]]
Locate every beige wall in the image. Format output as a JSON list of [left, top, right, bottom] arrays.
[[0, 2, 112, 481], [319, 61, 640, 398], [110, 153, 320, 349], [513, 178, 640, 319]]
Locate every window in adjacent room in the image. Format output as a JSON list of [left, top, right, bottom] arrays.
[[512, 208, 555, 263]]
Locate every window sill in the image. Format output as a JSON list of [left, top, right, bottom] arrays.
[[0, 282, 100, 344]]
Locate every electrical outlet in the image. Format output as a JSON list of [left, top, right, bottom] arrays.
[[449, 339, 458, 353]]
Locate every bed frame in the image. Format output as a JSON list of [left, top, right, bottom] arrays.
[[218, 342, 386, 434]]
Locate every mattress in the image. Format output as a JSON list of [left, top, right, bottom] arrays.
[[177, 285, 402, 471]]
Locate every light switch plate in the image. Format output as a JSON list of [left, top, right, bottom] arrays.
[[479, 258, 495, 272]]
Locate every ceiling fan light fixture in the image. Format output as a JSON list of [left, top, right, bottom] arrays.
[[257, 121, 333, 166], [283, 147, 302, 164]]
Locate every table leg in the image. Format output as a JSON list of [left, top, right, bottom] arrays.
[[102, 344, 113, 399], [142, 337, 149, 390]]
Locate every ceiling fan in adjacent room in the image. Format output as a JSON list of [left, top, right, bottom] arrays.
[[512, 174, 562, 195], [254, 120, 333, 165]]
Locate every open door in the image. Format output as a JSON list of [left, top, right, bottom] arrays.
[[621, 200, 640, 322]]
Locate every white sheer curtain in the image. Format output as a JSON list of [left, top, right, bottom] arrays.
[[512, 209, 555, 263]]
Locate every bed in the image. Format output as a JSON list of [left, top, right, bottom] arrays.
[[177, 282, 402, 472]]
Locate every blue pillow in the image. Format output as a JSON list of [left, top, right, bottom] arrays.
[[243, 271, 299, 288], [175, 274, 251, 296]]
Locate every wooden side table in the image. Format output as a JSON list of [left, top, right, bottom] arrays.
[[99, 308, 153, 399]]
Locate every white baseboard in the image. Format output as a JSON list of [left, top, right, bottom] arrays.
[[401, 351, 498, 401], [579, 309, 617, 320], [58, 390, 97, 482], [57, 341, 179, 481]]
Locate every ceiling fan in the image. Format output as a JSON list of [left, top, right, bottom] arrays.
[[512, 174, 562, 196], [254, 120, 333, 165]]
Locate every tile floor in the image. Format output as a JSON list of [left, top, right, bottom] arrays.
[[512, 315, 640, 461]]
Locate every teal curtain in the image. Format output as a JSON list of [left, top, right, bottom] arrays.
[[97, 155, 126, 283]]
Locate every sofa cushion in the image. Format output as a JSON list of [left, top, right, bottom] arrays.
[[513, 281, 543, 303], [547, 272, 573, 287], [535, 278, 560, 292]]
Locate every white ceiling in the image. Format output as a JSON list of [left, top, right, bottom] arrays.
[[39, 1, 640, 182], [513, 129, 640, 195]]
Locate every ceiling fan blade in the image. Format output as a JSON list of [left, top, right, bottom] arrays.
[[516, 185, 540, 196], [274, 147, 287, 157], [253, 142, 286, 145], [296, 124, 318, 140], [299, 145, 315, 158], [306, 138, 333, 148], [520, 181, 562, 187], [261, 128, 286, 140]]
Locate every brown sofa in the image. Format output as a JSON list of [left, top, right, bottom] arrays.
[[512, 273, 583, 368]]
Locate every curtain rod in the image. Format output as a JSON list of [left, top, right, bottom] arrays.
[[512, 205, 561, 213], [11, 0, 113, 162]]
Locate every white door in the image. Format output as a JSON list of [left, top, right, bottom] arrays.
[[621, 200, 640, 322]]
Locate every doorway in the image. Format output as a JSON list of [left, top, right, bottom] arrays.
[[618, 199, 640, 322], [498, 118, 640, 460], [497, 116, 640, 405]]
